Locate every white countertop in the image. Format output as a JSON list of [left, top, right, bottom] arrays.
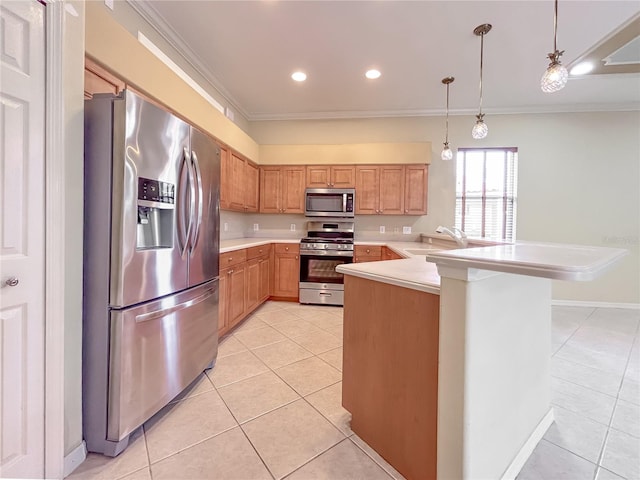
[[336, 258, 440, 295], [426, 242, 627, 281], [219, 237, 300, 253]]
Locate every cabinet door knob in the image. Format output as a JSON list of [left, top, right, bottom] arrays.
[[295, 256, 298, 260], [228, 269, 234, 274], [228, 257, 232, 261], [405, 209, 408, 213], [366, 249, 370, 253], [5, 277, 19, 287], [285, 247, 289, 251]]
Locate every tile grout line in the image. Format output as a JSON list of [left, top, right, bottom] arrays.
[[211, 381, 279, 480]]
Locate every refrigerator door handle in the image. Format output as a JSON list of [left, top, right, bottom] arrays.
[[189, 150, 204, 254], [134, 286, 216, 323], [178, 148, 193, 257]]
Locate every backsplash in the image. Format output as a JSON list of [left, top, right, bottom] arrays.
[[223, 211, 432, 242]]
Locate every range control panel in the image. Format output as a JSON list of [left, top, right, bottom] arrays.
[[138, 177, 175, 204]]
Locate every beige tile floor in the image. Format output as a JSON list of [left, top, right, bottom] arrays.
[[68, 303, 639, 480]]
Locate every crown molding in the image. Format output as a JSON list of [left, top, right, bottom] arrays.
[[126, 0, 251, 122], [246, 103, 640, 122]]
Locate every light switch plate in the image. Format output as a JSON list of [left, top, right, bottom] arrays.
[[290, 224, 296, 231], [403, 226, 412, 234], [253, 223, 259, 231], [223, 222, 228, 232], [379, 226, 385, 234]]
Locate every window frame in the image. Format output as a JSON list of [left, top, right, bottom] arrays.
[[455, 147, 518, 242]]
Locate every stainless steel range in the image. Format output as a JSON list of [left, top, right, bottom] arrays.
[[299, 221, 354, 306]]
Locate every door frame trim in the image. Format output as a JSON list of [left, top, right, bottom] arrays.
[[44, 2, 65, 477]]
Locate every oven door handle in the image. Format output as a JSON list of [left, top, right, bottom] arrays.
[[300, 250, 354, 257]]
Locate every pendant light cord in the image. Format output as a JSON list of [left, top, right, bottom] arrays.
[[553, 0, 559, 53], [445, 83, 450, 144], [479, 31, 485, 116]]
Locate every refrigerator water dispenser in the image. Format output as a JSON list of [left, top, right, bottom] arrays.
[[136, 177, 175, 250]]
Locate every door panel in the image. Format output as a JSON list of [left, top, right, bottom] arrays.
[[188, 127, 219, 287], [0, 1, 45, 477], [97, 90, 190, 307], [380, 165, 405, 214], [259, 167, 281, 213], [355, 166, 379, 214], [108, 280, 219, 442]]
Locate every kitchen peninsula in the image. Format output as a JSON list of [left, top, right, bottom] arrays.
[[337, 242, 626, 480]]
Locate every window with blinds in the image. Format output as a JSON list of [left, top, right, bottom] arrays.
[[455, 148, 518, 242]]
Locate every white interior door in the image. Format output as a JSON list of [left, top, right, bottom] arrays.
[[0, 1, 45, 478]]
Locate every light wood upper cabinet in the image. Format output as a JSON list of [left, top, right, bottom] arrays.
[[355, 166, 380, 214], [404, 165, 428, 215], [379, 165, 405, 215], [260, 166, 305, 214], [282, 166, 305, 213], [259, 167, 282, 213], [306, 165, 355, 188], [221, 150, 259, 213], [219, 144, 231, 210], [355, 164, 428, 215], [244, 161, 259, 212], [356, 165, 404, 215]]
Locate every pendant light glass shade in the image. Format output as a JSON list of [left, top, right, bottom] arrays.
[[472, 115, 488, 139], [472, 24, 491, 140], [441, 76, 455, 161], [441, 144, 453, 161], [541, 57, 568, 93], [541, 0, 568, 93]]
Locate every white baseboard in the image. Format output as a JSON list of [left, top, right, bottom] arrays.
[[63, 440, 87, 478], [552, 300, 640, 309], [501, 408, 555, 480]]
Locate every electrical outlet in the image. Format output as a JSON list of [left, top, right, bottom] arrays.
[[379, 226, 385, 234], [223, 222, 228, 232], [253, 223, 259, 231], [290, 224, 296, 231], [403, 226, 412, 234]]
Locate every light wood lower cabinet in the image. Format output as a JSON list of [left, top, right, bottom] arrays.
[[272, 243, 300, 299], [219, 246, 271, 337], [343, 276, 439, 480], [382, 246, 404, 260], [354, 245, 382, 263]]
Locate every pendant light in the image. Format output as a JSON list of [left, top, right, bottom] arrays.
[[541, 0, 568, 93], [441, 77, 455, 161], [472, 24, 491, 140]]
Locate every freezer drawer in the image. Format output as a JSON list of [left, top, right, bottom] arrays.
[[107, 280, 219, 442]]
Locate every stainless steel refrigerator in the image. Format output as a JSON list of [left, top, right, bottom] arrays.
[[83, 90, 220, 456]]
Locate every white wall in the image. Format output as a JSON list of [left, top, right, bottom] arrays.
[[249, 111, 640, 304], [96, 1, 250, 133]]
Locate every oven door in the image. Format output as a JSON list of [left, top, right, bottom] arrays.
[[299, 251, 353, 305]]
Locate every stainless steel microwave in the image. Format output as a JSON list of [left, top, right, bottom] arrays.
[[304, 188, 355, 217]]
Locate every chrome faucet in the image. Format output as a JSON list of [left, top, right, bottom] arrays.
[[436, 225, 468, 248]]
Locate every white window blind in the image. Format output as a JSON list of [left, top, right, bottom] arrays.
[[455, 148, 518, 242]]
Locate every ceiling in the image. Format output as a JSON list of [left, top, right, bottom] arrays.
[[131, 1, 640, 121]]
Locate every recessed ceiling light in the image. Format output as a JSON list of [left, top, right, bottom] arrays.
[[570, 61, 594, 76], [291, 71, 307, 82], [365, 69, 381, 79]]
